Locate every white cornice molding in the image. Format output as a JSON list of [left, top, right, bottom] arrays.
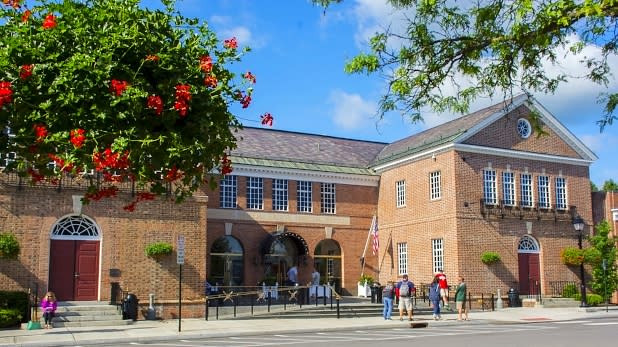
[[372, 144, 453, 172], [231, 164, 380, 187]]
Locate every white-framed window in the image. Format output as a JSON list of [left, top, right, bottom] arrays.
[[219, 175, 237, 208], [320, 182, 336, 214], [538, 175, 550, 209], [0, 151, 16, 168], [432, 239, 444, 274], [296, 180, 313, 213], [272, 179, 288, 211], [520, 173, 533, 208], [483, 169, 497, 205], [397, 242, 408, 276], [555, 177, 567, 210], [246, 177, 263, 210], [502, 171, 516, 206], [430, 171, 441, 200], [396, 180, 406, 207]]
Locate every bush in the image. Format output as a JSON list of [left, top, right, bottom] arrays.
[[358, 274, 374, 285], [0, 291, 29, 323], [0, 233, 20, 260], [144, 242, 173, 258], [561, 283, 578, 298], [573, 293, 604, 306], [481, 251, 501, 264], [0, 308, 22, 328]]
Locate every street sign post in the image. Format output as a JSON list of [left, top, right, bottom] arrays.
[[177, 234, 185, 332]]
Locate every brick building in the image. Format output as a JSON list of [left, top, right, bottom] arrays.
[[1, 94, 612, 318], [592, 190, 618, 302]]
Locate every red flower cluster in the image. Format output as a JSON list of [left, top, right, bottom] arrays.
[[2, 0, 21, 9], [174, 84, 191, 117], [221, 154, 232, 175], [244, 71, 256, 84], [0, 81, 12, 109], [33, 124, 47, 142], [109, 79, 128, 96], [199, 55, 213, 73], [19, 64, 33, 80], [235, 91, 251, 109], [123, 191, 156, 212], [147, 95, 163, 115], [145, 54, 159, 62], [261, 113, 273, 126], [204, 75, 218, 88], [164, 165, 183, 182], [223, 37, 238, 49], [85, 186, 118, 201], [21, 9, 31, 22], [93, 148, 130, 171], [70, 128, 86, 148], [48, 153, 74, 173], [42, 14, 56, 29]]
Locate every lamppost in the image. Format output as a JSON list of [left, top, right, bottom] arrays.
[[572, 215, 588, 307]]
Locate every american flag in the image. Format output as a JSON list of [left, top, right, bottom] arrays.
[[371, 215, 379, 256]]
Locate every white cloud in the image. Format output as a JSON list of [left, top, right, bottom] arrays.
[[329, 90, 377, 130], [208, 15, 266, 49]]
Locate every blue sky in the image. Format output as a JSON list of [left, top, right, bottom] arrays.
[[158, 0, 618, 187]]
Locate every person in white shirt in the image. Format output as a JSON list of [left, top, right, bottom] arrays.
[[311, 267, 320, 285]]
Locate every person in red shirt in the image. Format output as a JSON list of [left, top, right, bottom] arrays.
[[435, 269, 450, 309]]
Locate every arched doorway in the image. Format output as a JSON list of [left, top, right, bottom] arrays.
[[314, 239, 342, 291], [261, 231, 308, 285], [48, 214, 101, 301], [209, 235, 244, 286], [517, 235, 541, 295]]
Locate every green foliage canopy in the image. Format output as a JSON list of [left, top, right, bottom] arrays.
[[0, 0, 260, 208], [314, 0, 618, 130]]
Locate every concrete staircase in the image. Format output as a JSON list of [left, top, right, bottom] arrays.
[[45, 301, 133, 328]]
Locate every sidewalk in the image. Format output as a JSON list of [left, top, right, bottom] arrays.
[[1, 305, 617, 347]]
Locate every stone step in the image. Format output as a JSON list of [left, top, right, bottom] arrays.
[[37, 302, 129, 328]]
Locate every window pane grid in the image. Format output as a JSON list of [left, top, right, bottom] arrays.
[[272, 179, 288, 211], [320, 183, 336, 214], [432, 239, 443, 274], [219, 175, 237, 208], [396, 180, 406, 207], [538, 175, 550, 208], [430, 171, 441, 200], [397, 243, 408, 275], [555, 177, 567, 210], [297, 181, 313, 213], [246, 177, 263, 210], [520, 174, 533, 207], [483, 169, 497, 205], [502, 172, 515, 206]]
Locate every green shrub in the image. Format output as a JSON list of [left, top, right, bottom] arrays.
[[572, 293, 604, 306], [481, 251, 501, 264], [0, 308, 22, 328], [144, 242, 173, 258], [358, 274, 374, 285], [0, 233, 20, 260], [561, 283, 578, 298], [0, 291, 29, 323]]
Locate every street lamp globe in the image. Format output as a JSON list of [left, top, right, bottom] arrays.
[[572, 215, 584, 232]]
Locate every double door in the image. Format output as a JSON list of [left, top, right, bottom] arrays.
[[49, 240, 99, 301]]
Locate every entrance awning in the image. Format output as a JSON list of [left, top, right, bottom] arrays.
[[261, 231, 309, 256]]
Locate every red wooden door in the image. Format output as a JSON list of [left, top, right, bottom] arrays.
[[518, 253, 540, 295], [49, 240, 99, 301]]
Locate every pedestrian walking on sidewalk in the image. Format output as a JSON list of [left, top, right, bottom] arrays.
[[381, 281, 394, 320], [40, 291, 57, 329], [395, 274, 415, 321], [428, 277, 441, 320], [455, 276, 468, 321], [435, 269, 450, 310]]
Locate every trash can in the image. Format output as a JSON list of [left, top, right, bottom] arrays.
[[508, 288, 520, 307], [123, 293, 139, 320]]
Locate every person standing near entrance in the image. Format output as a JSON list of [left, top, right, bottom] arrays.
[[286, 265, 298, 286], [435, 269, 450, 309], [41, 291, 57, 329], [381, 281, 394, 320], [428, 277, 441, 320], [311, 267, 320, 286], [395, 274, 415, 321]]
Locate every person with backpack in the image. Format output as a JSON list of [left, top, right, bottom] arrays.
[[381, 281, 395, 320], [395, 274, 415, 321], [428, 277, 442, 320]]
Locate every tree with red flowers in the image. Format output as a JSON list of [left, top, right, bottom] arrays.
[[0, 0, 269, 207]]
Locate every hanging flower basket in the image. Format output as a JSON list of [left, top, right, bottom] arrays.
[[480, 251, 501, 265], [560, 247, 584, 266], [0, 232, 20, 260], [144, 242, 173, 259]]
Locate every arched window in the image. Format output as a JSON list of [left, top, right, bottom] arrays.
[[518, 235, 539, 253], [51, 215, 100, 240], [209, 236, 244, 287], [314, 239, 342, 290]]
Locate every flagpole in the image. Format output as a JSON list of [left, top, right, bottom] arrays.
[[360, 215, 375, 275]]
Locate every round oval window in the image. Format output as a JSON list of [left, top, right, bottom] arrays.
[[517, 118, 532, 138]]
